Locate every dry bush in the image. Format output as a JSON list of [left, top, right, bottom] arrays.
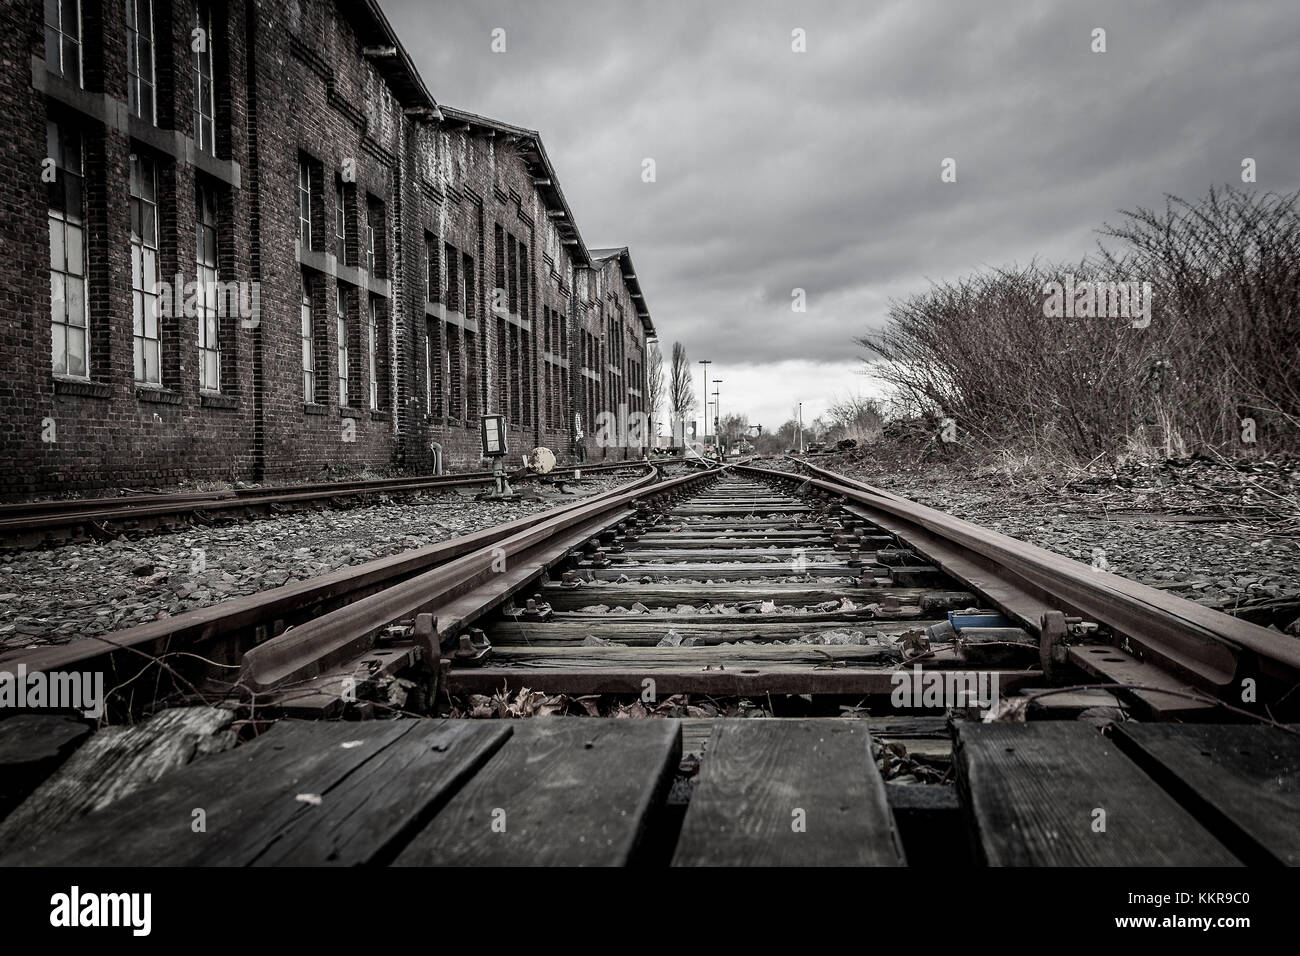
[[860, 187, 1300, 462]]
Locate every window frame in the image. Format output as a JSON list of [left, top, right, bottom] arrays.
[[298, 159, 313, 250], [130, 151, 162, 386], [126, 0, 157, 125], [367, 297, 378, 410], [45, 0, 83, 87], [196, 179, 221, 392], [301, 273, 315, 401], [193, 2, 217, 155], [336, 284, 349, 408], [48, 118, 88, 380]]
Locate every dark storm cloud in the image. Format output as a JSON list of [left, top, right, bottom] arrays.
[[383, 0, 1300, 402]]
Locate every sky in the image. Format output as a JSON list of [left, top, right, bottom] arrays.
[[383, 0, 1300, 433]]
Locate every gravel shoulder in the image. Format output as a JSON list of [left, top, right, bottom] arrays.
[[0, 476, 632, 652], [757, 451, 1300, 634]]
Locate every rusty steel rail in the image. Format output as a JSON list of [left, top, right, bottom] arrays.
[[0, 465, 663, 691], [238, 466, 722, 691], [0, 460, 649, 543], [755, 458, 1300, 717]]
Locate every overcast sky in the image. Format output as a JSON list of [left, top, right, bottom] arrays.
[[384, 0, 1300, 433]]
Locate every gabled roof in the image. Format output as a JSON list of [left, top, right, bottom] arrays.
[[340, 0, 440, 115], [437, 106, 592, 268], [590, 247, 655, 336]]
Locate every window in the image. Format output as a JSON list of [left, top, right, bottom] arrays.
[[130, 152, 161, 385], [365, 197, 383, 276], [336, 285, 348, 407], [424, 319, 437, 415], [48, 119, 86, 379], [425, 234, 438, 303], [368, 298, 378, 409], [444, 323, 462, 420], [444, 243, 459, 310], [334, 177, 349, 263], [45, 0, 82, 86], [507, 238, 518, 314], [126, 0, 156, 123], [196, 181, 220, 391], [508, 324, 520, 423], [193, 3, 216, 154], [298, 159, 313, 249], [301, 273, 314, 400], [465, 327, 479, 417], [462, 250, 475, 322]]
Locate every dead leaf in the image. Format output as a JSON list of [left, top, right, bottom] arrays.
[[982, 697, 1029, 723]]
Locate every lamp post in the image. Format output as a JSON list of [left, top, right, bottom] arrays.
[[798, 402, 804, 454], [698, 359, 712, 450]]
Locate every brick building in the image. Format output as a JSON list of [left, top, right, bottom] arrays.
[[0, 0, 654, 498]]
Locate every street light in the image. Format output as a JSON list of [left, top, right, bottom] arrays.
[[798, 402, 804, 454], [698, 360, 712, 449]]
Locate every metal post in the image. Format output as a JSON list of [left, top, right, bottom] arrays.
[[698, 359, 712, 452]]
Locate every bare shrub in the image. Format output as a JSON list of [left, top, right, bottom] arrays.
[[860, 187, 1300, 461]]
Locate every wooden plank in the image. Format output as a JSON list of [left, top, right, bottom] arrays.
[[395, 718, 680, 866], [488, 644, 901, 667], [618, 548, 843, 562], [0, 715, 92, 819], [672, 719, 904, 866], [451, 667, 1041, 697], [954, 722, 1240, 865], [1114, 723, 1300, 866], [0, 706, 233, 852], [550, 608, 922, 625], [3, 719, 511, 866], [589, 563, 863, 580], [488, 619, 921, 646], [542, 582, 927, 610]]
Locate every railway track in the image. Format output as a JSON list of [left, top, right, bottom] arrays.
[[0, 459, 652, 549], [1, 457, 1297, 867]]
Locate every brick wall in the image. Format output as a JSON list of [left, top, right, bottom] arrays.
[[0, 0, 256, 498], [0, 0, 651, 497]]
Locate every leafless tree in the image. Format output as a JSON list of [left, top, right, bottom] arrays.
[[826, 393, 885, 442], [647, 343, 665, 440], [668, 341, 696, 446]]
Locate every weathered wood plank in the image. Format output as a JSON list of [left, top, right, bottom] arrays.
[[589, 563, 865, 580], [550, 608, 921, 625], [542, 583, 929, 610], [487, 619, 920, 646], [672, 719, 904, 866], [0, 715, 92, 819], [0, 706, 234, 852], [618, 548, 844, 562], [2, 719, 511, 866], [1114, 723, 1300, 866], [487, 643, 901, 666], [450, 666, 1042, 698], [396, 718, 681, 866], [954, 722, 1240, 866]]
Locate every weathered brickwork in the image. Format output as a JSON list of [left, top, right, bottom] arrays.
[[0, 0, 653, 497]]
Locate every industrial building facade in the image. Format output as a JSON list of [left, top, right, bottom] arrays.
[[0, 0, 654, 497]]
